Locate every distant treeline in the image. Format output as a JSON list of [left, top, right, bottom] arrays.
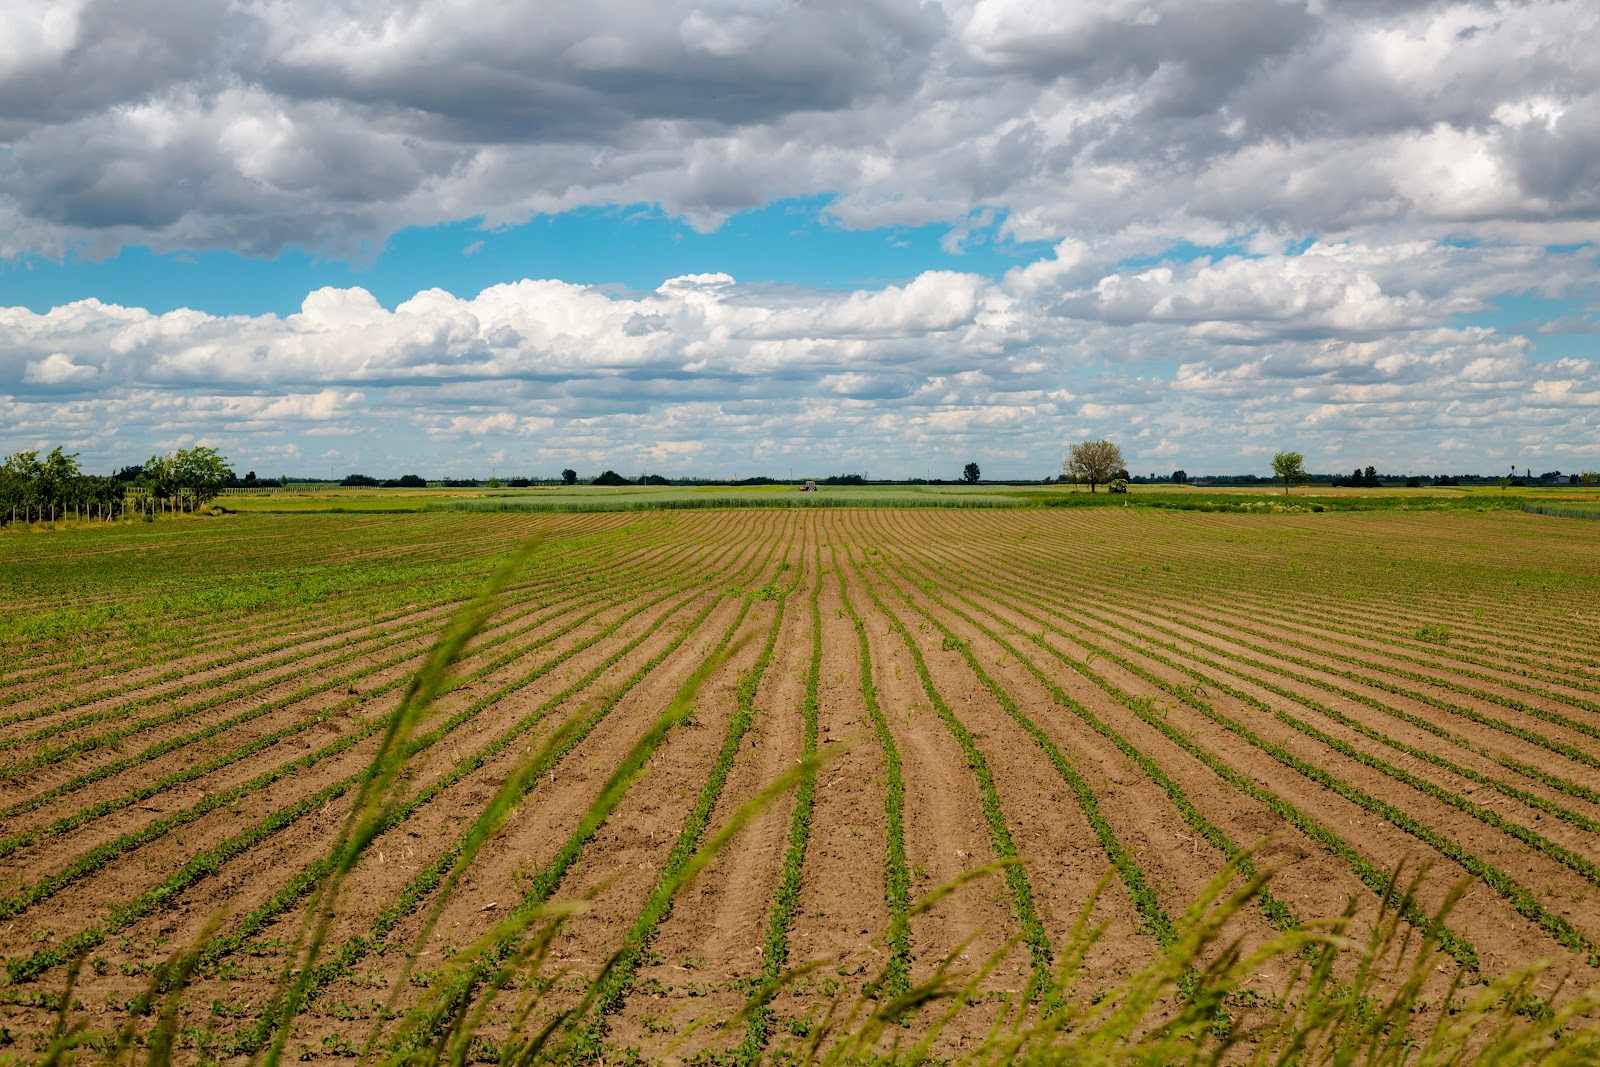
[[2, 446, 233, 525]]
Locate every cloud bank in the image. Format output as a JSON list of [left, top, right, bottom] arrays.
[[5, 0, 1599, 255], [5, 240, 1597, 476]]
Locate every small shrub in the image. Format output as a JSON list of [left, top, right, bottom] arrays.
[[1108, 478, 1129, 494]]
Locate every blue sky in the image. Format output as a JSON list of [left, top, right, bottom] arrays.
[[0, 198, 1054, 316], [3, 0, 1600, 479]]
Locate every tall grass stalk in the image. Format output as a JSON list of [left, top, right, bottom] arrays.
[[257, 535, 547, 1067]]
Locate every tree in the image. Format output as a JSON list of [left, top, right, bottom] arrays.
[[1582, 471, 1600, 486], [962, 462, 980, 484], [561, 468, 578, 485], [1363, 464, 1379, 487], [39, 448, 83, 500], [1171, 469, 1188, 484], [1065, 440, 1125, 493], [1271, 451, 1308, 495], [593, 470, 631, 486], [147, 446, 231, 505]]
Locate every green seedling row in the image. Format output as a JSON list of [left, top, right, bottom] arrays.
[[1051, 591, 1600, 844], [1, 544, 744, 985], [0, 534, 695, 827], [0, 561, 679, 863], [929, 511, 1600, 802], [867, 526, 1297, 935], [740, 535, 825, 1060], [852, 550, 1054, 979], [1045, 572, 1600, 785], [0, 526, 689, 765], [965, 582, 1600, 965], [573, 528, 806, 1054], [837, 554, 914, 999], [380, 527, 786, 1053], [887, 531, 1477, 970], [0, 523, 654, 727]]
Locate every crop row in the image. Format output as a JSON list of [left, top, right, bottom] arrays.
[[862, 511, 1483, 965], [196, 523, 792, 1055], [740, 536, 825, 1059], [0, 560, 687, 865], [860, 513, 1299, 937], [885, 510, 1600, 967], [570, 527, 809, 1056], [0, 519, 653, 724], [849, 544, 1054, 983], [3, 573, 711, 983], [346, 526, 791, 1056], [0, 527, 702, 823], [1067, 595, 1600, 827], [1, 517, 781, 981], [1018, 561, 1600, 797], [0, 514, 685, 716], [0, 511, 654, 695], [837, 551, 914, 999]]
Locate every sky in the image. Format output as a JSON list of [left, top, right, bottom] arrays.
[[3, 0, 1600, 480]]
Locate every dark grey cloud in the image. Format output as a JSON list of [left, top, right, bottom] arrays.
[[2, 0, 1599, 255], [254, 0, 942, 139], [0, 0, 233, 128]]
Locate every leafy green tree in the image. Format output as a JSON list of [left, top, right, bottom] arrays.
[[1171, 469, 1187, 484], [39, 448, 83, 499], [962, 462, 980, 484], [147, 446, 231, 505], [1065, 440, 1125, 493], [1271, 451, 1308, 495], [561, 468, 578, 485]]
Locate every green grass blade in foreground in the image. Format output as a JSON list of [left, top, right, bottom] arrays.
[[535, 755, 824, 1066], [849, 547, 1054, 988], [565, 538, 808, 1058], [258, 534, 549, 1067], [380, 626, 757, 1058]]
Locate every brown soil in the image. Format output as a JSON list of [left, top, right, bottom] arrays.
[[4, 507, 1600, 1062]]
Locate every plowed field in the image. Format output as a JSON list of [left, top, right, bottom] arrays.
[[4, 506, 1600, 1062]]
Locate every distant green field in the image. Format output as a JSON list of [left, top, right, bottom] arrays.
[[440, 483, 1034, 511], [208, 480, 1600, 515], [1522, 501, 1600, 521]]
